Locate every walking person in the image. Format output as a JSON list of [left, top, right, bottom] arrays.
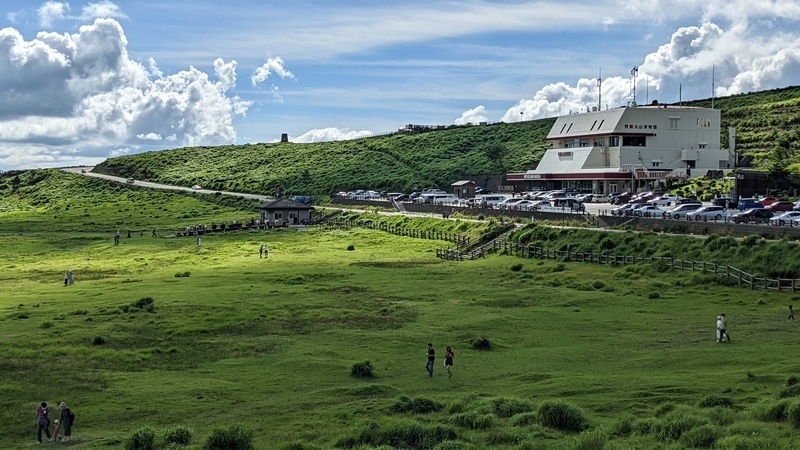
[[444, 346, 454, 378], [790, 305, 795, 321], [127, 229, 131, 238], [114, 230, 120, 246], [196, 235, 202, 247], [59, 402, 74, 443], [152, 228, 157, 237], [67, 270, 74, 286], [259, 245, 264, 258], [35, 401, 52, 443], [425, 343, 435, 377], [717, 313, 730, 342], [64, 271, 69, 287], [264, 245, 269, 258]]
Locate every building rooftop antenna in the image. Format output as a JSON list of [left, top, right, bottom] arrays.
[[631, 66, 638, 106], [597, 68, 602, 111], [712, 64, 715, 109]]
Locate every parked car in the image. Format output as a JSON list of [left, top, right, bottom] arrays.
[[675, 197, 700, 205], [770, 211, 800, 226], [688, 206, 726, 221], [432, 195, 459, 205], [766, 201, 794, 212], [759, 196, 780, 206], [612, 194, 632, 205], [611, 203, 638, 216], [732, 208, 773, 224], [666, 203, 703, 219], [192, 184, 202, 190], [592, 194, 610, 203], [80, 168, 87, 174], [475, 187, 491, 195], [497, 198, 527, 209], [551, 198, 586, 211], [634, 205, 664, 217], [711, 196, 736, 208], [647, 194, 678, 206], [737, 198, 763, 211]]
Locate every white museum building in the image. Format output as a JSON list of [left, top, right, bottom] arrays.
[[506, 103, 735, 194]]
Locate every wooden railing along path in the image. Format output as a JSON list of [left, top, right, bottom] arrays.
[[320, 217, 471, 248]]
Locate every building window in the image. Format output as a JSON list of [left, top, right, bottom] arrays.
[[698, 144, 706, 149], [566, 123, 574, 133], [622, 136, 646, 146], [609, 136, 619, 146], [652, 161, 661, 167], [696, 118, 711, 127], [591, 120, 597, 131], [560, 124, 567, 133], [598, 120, 604, 129], [669, 118, 679, 129]]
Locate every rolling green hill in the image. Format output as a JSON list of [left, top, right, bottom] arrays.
[[93, 86, 800, 196]]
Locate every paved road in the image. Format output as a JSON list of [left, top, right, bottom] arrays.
[[62, 166, 270, 202]]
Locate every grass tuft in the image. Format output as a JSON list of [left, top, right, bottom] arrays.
[[350, 360, 374, 378]]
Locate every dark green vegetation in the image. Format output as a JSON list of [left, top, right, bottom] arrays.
[[92, 86, 800, 195], [511, 224, 800, 278], [3, 173, 800, 448]]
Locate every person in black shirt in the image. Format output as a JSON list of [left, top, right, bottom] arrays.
[[425, 343, 435, 377]]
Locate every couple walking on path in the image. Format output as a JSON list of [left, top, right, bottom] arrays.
[[716, 314, 731, 343], [426, 343, 454, 378], [35, 401, 74, 444]]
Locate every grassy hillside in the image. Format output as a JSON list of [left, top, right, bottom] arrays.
[[3, 174, 800, 448], [93, 86, 800, 196], [0, 169, 260, 232]]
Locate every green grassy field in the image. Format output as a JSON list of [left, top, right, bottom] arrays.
[[3, 172, 800, 449]]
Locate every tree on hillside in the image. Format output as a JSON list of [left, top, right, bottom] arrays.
[[484, 143, 507, 173]]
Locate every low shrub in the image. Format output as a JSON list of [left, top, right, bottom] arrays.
[[536, 400, 588, 432], [205, 425, 254, 450], [92, 336, 106, 346], [651, 411, 706, 441], [510, 263, 523, 272], [569, 428, 608, 450], [40, 321, 53, 329], [632, 417, 658, 435], [471, 337, 491, 350], [591, 280, 605, 290], [350, 360, 374, 378], [716, 434, 782, 450], [450, 411, 494, 430], [336, 419, 457, 449], [484, 429, 526, 445], [647, 291, 661, 299], [347, 244, 355, 251], [174, 271, 191, 278], [126, 427, 156, 450], [511, 412, 538, 426], [788, 401, 800, 428], [747, 398, 789, 422], [779, 384, 800, 398], [609, 414, 635, 437], [786, 375, 799, 386], [678, 424, 719, 448], [163, 425, 193, 445], [698, 395, 734, 408], [134, 297, 154, 309], [553, 263, 566, 272], [433, 440, 475, 450], [391, 395, 443, 414], [492, 397, 533, 418]]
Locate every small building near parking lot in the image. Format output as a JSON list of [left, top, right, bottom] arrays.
[[256, 198, 315, 226], [451, 180, 477, 198], [506, 103, 734, 194]]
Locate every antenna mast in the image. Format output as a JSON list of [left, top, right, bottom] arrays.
[[597, 68, 602, 111], [712, 64, 715, 109], [631, 66, 638, 106]]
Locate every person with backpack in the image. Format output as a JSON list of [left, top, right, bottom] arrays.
[[59, 402, 74, 442], [35, 401, 52, 443]]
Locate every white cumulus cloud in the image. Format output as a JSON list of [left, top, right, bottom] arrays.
[[0, 18, 254, 169], [454, 106, 488, 125], [251, 56, 295, 87], [290, 127, 373, 143], [81, 0, 128, 21], [38, 1, 69, 28]]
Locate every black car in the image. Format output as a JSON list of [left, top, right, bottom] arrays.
[[732, 208, 773, 224], [711, 197, 737, 208], [675, 197, 699, 205]]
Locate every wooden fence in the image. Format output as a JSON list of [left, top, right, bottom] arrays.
[[494, 241, 800, 292], [321, 218, 471, 248], [436, 248, 485, 261]]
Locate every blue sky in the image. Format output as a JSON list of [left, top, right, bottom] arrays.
[[1, 0, 799, 169]]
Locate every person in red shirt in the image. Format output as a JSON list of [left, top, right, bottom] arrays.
[[444, 346, 454, 378]]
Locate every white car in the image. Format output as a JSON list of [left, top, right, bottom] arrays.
[[771, 211, 800, 226], [191, 185, 202, 190], [432, 195, 459, 205], [648, 194, 678, 206], [634, 205, 664, 217], [611, 203, 638, 216], [592, 194, 610, 203], [666, 203, 703, 219], [688, 206, 726, 221], [497, 198, 526, 209]]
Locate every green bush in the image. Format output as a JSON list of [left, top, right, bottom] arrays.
[[174, 271, 191, 278], [510, 263, 523, 272], [205, 425, 254, 450], [609, 414, 635, 437], [350, 360, 374, 378], [779, 384, 800, 398], [433, 440, 475, 450], [391, 395, 443, 414], [471, 337, 491, 350], [786, 375, 799, 386], [748, 399, 789, 422], [134, 297, 154, 309], [92, 336, 106, 346], [40, 321, 53, 329], [450, 411, 494, 430], [347, 244, 355, 251], [651, 412, 706, 441], [126, 427, 156, 450], [787, 401, 800, 428], [699, 395, 734, 408], [569, 428, 608, 450], [536, 400, 588, 432], [511, 412, 539, 426], [716, 434, 782, 450], [678, 424, 719, 448], [163, 425, 193, 445], [492, 397, 533, 418], [335, 419, 458, 449]]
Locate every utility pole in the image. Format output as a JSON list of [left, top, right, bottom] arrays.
[[631, 67, 638, 106]]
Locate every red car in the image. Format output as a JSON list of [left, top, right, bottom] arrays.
[[760, 196, 779, 206], [767, 201, 794, 212]]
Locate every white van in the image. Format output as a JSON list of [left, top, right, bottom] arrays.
[[432, 195, 459, 205], [480, 195, 508, 207]]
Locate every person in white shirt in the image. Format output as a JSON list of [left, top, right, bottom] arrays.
[[717, 314, 730, 342]]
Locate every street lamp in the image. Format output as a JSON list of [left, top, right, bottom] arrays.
[[520, 111, 524, 122]]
